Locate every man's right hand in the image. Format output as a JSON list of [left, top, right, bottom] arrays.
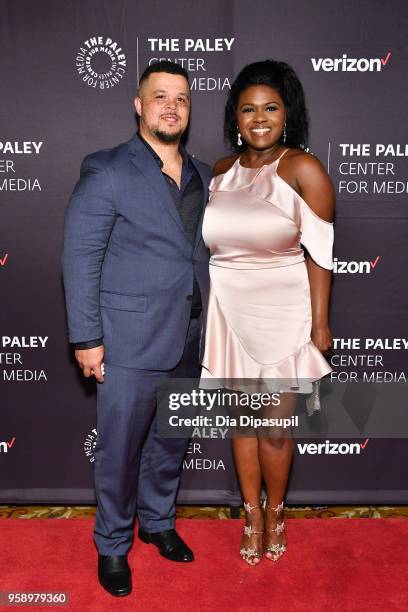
[[75, 345, 105, 383]]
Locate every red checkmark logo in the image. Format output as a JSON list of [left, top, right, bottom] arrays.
[[360, 438, 369, 450], [7, 437, 16, 448], [0, 253, 9, 266], [370, 255, 380, 269], [381, 52, 391, 66]]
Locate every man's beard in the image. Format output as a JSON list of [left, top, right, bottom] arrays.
[[153, 128, 183, 143]]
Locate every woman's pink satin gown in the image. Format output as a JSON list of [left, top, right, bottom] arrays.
[[201, 149, 334, 410]]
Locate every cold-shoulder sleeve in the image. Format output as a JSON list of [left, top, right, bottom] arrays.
[[299, 199, 334, 270]]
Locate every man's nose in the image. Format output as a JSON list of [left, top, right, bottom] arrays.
[[165, 98, 178, 109]]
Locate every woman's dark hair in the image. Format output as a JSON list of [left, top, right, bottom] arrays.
[[225, 60, 309, 153]]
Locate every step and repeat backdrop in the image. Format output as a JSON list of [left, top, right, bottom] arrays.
[[1, 0, 408, 504]]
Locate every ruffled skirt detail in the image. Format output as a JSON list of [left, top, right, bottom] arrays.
[[201, 264, 332, 414]]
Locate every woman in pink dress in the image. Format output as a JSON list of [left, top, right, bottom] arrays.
[[201, 60, 334, 565]]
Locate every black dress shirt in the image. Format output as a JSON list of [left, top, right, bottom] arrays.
[[72, 133, 204, 350]]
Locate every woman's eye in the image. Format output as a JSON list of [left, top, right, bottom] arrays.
[[266, 105, 278, 111], [242, 108, 254, 113]]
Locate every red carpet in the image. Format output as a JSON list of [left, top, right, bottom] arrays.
[[1, 518, 407, 611]]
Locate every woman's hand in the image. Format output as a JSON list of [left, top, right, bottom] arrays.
[[311, 325, 332, 354]]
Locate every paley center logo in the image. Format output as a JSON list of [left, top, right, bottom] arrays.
[[0, 437, 16, 453], [297, 439, 369, 455], [75, 36, 126, 90], [311, 52, 391, 72], [333, 255, 380, 274], [0, 253, 9, 267], [84, 428, 97, 463]]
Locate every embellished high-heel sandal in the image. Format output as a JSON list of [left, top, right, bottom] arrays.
[[240, 501, 264, 566], [264, 500, 287, 561]]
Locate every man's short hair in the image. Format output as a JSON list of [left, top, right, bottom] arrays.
[[138, 61, 190, 94]]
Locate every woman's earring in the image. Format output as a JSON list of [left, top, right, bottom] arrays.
[[237, 130, 242, 147], [282, 122, 287, 144]]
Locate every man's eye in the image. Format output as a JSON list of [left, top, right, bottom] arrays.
[[178, 97, 186, 103]]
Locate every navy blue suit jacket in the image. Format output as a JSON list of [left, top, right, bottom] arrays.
[[62, 133, 211, 370]]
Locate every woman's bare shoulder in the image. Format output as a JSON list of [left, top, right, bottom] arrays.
[[213, 155, 238, 177], [284, 148, 326, 173], [283, 149, 335, 221]]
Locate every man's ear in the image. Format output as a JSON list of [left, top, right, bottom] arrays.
[[134, 96, 142, 117]]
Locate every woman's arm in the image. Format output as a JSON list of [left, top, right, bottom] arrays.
[[306, 257, 332, 352], [291, 153, 335, 353]]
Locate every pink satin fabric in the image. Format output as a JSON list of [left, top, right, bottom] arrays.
[[201, 150, 334, 389]]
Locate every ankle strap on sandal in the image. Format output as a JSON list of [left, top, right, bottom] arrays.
[[243, 501, 262, 513], [244, 525, 264, 536], [264, 500, 284, 513], [266, 521, 285, 535]]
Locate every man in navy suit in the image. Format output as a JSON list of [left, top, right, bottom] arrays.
[[62, 61, 211, 597]]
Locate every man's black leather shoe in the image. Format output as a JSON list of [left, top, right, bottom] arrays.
[[98, 555, 132, 597], [138, 528, 194, 562]]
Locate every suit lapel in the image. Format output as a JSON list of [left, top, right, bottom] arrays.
[[128, 134, 187, 236]]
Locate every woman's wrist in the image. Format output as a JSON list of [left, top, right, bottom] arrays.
[[311, 322, 330, 331]]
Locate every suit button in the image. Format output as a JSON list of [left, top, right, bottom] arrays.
[[186, 295, 193, 301]]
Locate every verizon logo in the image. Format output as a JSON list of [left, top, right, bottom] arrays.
[[0, 437, 16, 453], [0, 253, 9, 267], [311, 52, 391, 72], [297, 439, 369, 455], [334, 256, 380, 274]]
